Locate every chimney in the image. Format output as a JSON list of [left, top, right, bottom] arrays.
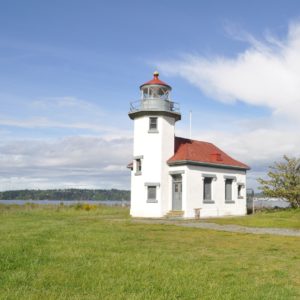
[[211, 151, 222, 162]]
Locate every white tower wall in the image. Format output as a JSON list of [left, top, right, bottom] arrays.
[[130, 115, 176, 217]]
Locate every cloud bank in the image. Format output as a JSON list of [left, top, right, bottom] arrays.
[[0, 136, 132, 190], [160, 22, 300, 120], [0, 97, 132, 191], [2, 23, 300, 191], [159, 22, 300, 189]]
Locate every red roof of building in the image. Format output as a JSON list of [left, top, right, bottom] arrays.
[[168, 137, 250, 170], [140, 71, 171, 89]]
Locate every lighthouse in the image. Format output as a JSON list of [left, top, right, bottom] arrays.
[[128, 72, 249, 219], [128, 71, 181, 217]]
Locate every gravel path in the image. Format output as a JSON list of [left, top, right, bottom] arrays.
[[133, 219, 300, 237]]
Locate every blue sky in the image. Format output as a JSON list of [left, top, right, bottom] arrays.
[[1, 0, 300, 191]]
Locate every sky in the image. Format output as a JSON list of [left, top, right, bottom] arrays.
[[0, 0, 300, 191]]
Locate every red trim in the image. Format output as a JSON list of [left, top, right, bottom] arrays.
[[140, 72, 171, 89]]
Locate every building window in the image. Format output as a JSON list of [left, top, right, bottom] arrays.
[[202, 174, 216, 203], [225, 179, 233, 202], [238, 184, 243, 198], [149, 117, 158, 132], [147, 186, 157, 202], [135, 159, 142, 175], [145, 182, 159, 203], [203, 177, 213, 202]]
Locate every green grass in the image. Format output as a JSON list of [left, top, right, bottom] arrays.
[[0, 204, 299, 299], [205, 208, 300, 229]]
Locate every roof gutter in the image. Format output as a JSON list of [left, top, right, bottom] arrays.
[[167, 160, 250, 171]]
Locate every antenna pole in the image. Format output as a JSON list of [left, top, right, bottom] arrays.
[[189, 110, 192, 139]]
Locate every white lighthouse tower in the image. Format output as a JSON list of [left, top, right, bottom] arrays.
[[128, 72, 249, 219], [128, 71, 181, 217]]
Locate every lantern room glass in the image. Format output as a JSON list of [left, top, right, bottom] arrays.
[[141, 85, 170, 101]]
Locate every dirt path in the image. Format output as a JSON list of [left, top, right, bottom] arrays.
[[133, 219, 300, 237]]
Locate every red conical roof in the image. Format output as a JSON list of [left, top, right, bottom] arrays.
[[140, 71, 171, 90]]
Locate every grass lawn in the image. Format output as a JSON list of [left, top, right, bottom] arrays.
[[205, 208, 300, 229], [0, 204, 299, 300]]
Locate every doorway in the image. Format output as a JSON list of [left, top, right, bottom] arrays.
[[172, 174, 182, 210]]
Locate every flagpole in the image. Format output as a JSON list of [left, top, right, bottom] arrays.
[[189, 110, 192, 139]]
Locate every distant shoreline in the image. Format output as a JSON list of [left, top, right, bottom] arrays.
[[0, 189, 130, 201], [0, 199, 130, 207], [0, 198, 125, 201]]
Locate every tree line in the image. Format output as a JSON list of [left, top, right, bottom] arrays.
[[0, 189, 130, 201]]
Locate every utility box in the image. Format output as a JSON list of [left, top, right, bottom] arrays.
[[194, 208, 201, 219]]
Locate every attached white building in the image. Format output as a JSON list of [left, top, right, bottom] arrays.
[[128, 72, 250, 218]]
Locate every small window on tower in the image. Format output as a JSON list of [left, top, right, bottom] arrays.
[[147, 186, 157, 202], [135, 159, 142, 175], [149, 117, 158, 132]]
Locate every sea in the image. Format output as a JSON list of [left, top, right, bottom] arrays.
[[253, 198, 290, 209], [0, 198, 289, 209]]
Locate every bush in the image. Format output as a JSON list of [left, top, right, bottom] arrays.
[[74, 203, 98, 211], [258, 155, 300, 208]]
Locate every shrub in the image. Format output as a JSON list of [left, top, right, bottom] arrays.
[[74, 203, 98, 211]]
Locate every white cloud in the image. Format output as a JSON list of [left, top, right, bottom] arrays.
[[0, 116, 130, 136], [190, 128, 300, 164], [159, 22, 300, 190], [0, 136, 132, 191], [0, 95, 133, 190], [159, 21, 300, 120], [30, 96, 104, 115], [0, 96, 131, 139]]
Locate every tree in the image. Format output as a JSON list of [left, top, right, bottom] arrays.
[[257, 155, 300, 208]]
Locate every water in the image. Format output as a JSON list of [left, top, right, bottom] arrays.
[[254, 198, 290, 209], [0, 199, 130, 206], [0, 198, 289, 209]]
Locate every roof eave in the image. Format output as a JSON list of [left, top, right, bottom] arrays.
[[168, 160, 250, 171], [128, 110, 181, 121], [140, 83, 172, 90]]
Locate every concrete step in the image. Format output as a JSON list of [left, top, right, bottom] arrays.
[[165, 210, 184, 218]]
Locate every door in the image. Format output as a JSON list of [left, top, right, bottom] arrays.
[[172, 175, 182, 210]]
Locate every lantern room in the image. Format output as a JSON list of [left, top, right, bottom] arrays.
[[140, 71, 171, 101], [129, 71, 181, 121]]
